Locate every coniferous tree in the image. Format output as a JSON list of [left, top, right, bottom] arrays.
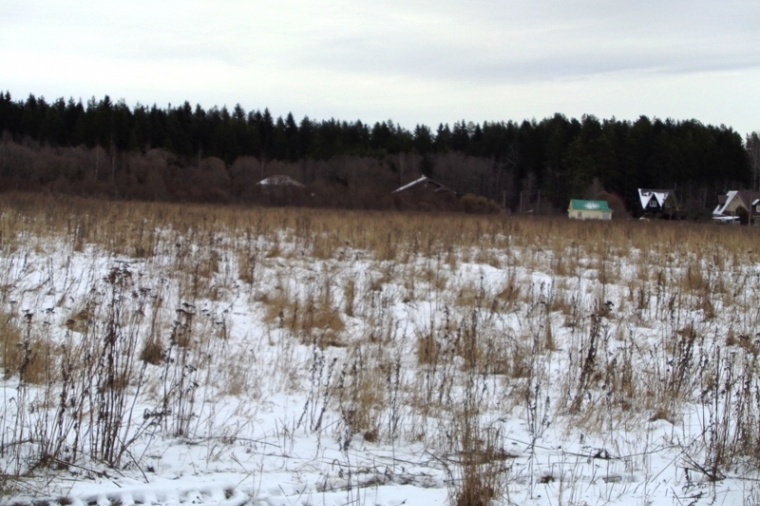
[[747, 132, 760, 191], [413, 124, 434, 155], [284, 112, 299, 160], [0, 89, 753, 212], [451, 120, 469, 152]]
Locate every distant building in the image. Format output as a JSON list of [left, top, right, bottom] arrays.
[[638, 189, 677, 217], [567, 200, 612, 220], [712, 190, 760, 224], [392, 176, 457, 196], [392, 176, 459, 211], [255, 174, 307, 206], [257, 175, 305, 188]]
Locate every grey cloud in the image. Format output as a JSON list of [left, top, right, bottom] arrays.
[[3, 0, 758, 135], [286, 0, 759, 86]]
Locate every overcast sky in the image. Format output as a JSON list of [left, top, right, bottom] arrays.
[[2, 1, 759, 136]]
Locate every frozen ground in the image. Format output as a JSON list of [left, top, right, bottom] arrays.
[[2, 217, 760, 505]]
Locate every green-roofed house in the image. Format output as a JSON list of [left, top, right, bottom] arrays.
[[568, 200, 612, 221]]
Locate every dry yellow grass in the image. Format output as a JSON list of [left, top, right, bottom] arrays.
[[5, 191, 760, 486], [3, 192, 758, 269]]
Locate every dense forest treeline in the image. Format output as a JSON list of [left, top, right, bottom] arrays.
[[0, 91, 757, 216]]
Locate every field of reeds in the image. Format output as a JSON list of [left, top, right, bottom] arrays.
[[2, 192, 760, 505]]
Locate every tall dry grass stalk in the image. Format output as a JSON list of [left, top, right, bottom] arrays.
[[3, 191, 760, 495]]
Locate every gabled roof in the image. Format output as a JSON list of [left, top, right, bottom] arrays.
[[713, 190, 760, 216], [392, 176, 455, 195], [713, 190, 738, 215], [736, 190, 760, 210], [568, 200, 612, 212], [638, 189, 673, 210]]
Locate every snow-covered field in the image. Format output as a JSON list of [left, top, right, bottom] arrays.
[[2, 198, 760, 505]]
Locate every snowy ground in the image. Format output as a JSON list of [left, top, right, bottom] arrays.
[[2, 211, 760, 505]]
